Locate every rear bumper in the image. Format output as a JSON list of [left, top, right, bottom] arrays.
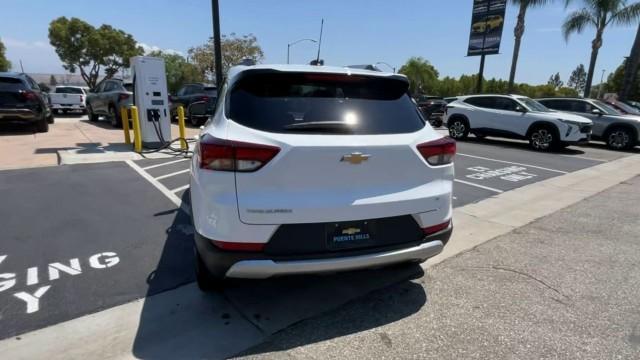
[[0, 109, 40, 122], [195, 224, 452, 279], [51, 104, 85, 110]]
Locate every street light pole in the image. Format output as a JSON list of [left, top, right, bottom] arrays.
[[211, 0, 223, 87], [286, 38, 317, 64]]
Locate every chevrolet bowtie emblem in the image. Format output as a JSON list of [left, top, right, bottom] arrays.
[[342, 227, 361, 235], [341, 152, 370, 164]]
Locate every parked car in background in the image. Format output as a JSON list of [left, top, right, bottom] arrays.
[[623, 100, 640, 111], [191, 65, 454, 289], [0, 72, 53, 132], [86, 78, 133, 127], [49, 86, 86, 115], [444, 97, 458, 103], [415, 95, 446, 127], [537, 97, 640, 150], [169, 83, 217, 126], [445, 94, 592, 151], [603, 99, 640, 116]]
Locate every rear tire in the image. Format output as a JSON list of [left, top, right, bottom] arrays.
[[605, 127, 636, 150], [195, 248, 225, 292], [447, 117, 469, 140], [528, 125, 558, 151], [35, 117, 49, 133], [87, 104, 99, 122], [108, 105, 121, 128]]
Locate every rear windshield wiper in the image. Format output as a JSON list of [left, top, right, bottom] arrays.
[[283, 121, 354, 131]]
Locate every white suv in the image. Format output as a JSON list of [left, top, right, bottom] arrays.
[[190, 64, 455, 290], [445, 94, 592, 151]]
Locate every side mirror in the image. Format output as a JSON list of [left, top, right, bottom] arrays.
[[591, 108, 603, 115], [515, 105, 527, 113]]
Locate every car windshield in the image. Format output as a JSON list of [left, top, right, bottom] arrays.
[[518, 97, 551, 112], [611, 101, 640, 115], [228, 72, 424, 135], [55, 87, 83, 94], [592, 100, 622, 115]]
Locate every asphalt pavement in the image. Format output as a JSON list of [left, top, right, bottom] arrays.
[[0, 133, 634, 342], [237, 176, 640, 360]]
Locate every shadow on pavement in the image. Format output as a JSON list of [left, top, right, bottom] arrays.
[[131, 190, 427, 359], [0, 122, 37, 135], [464, 136, 588, 155]]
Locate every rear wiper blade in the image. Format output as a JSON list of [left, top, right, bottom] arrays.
[[284, 121, 354, 130]]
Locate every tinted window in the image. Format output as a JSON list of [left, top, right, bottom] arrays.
[[204, 87, 217, 97], [567, 100, 591, 113], [228, 72, 424, 135], [539, 99, 569, 111], [0, 77, 26, 91], [464, 96, 495, 108], [55, 87, 84, 94], [493, 97, 518, 111], [176, 87, 187, 96], [591, 100, 622, 115], [123, 83, 133, 92]]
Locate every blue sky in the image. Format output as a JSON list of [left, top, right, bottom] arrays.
[[0, 0, 636, 85]]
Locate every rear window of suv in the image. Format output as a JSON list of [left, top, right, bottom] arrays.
[[0, 77, 26, 91], [227, 72, 425, 134]]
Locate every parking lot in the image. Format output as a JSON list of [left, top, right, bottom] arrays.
[[0, 117, 637, 342]]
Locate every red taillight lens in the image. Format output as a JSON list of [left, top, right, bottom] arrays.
[[423, 219, 451, 235], [119, 93, 130, 101], [199, 135, 280, 172], [198, 96, 209, 102], [417, 137, 456, 166], [212, 240, 265, 252], [20, 91, 38, 102]]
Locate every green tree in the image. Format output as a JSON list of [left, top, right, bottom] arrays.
[[547, 72, 564, 89], [508, 0, 555, 91], [398, 57, 439, 95], [49, 74, 58, 86], [608, 59, 640, 99], [188, 33, 264, 83], [567, 64, 587, 93], [620, 23, 640, 100], [0, 37, 11, 71], [563, 0, 640, 97], [48, 17, 143, 88], [146, 50, 203, 93]]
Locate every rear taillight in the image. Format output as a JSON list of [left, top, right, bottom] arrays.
[[423, 219, 451, 235], [417, 137, 456, 166], [119, 93, 130, 101], [19, 91, 38, 102], [212, 240, 265, 252], [80, 95, 84, 102], [198, 96, 209, 102], [199, 135, 280, 172]]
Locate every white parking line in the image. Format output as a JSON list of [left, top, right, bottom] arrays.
[[141, 158, 189, 170], [171, 184, 190, 193], [126, 160, 190, 215], [457, 153, 568, 174], [559, 154, 607, 162], [454, 179, 504, 193], [155, 169, 190, 180]]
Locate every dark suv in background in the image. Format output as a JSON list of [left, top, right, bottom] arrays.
[[414, 95, 447, 127], [169, 83, 217, 126], [86, 78, 133, 127], [0, 72, 53, 132]]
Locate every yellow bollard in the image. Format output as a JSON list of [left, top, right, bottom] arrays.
[[177, 106, 187, 150], [120, 107, 131, 144], [131, 106, 142, 153]]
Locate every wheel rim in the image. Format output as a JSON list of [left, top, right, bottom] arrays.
[[531, 129, 553, 150], [449, 121, 466, 138], [608, 130, 629, 149]]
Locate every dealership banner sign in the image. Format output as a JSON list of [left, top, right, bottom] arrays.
[[467, 0, 507, 56]]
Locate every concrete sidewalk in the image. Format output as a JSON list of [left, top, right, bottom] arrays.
[[0, 116, 199, 170], [238, 176, 640, 359]]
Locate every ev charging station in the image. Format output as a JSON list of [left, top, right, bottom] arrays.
[[130, 56, 171, 148]]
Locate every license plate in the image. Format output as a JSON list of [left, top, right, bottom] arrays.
[[326, 220, 376, 250]]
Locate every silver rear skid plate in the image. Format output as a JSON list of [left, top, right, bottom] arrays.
[[225, 240, 444, 279]]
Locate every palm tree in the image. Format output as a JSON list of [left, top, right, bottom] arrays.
[[563, 0, 640, 98], [398, 57, 439, 95], [508, 0, 555, 92], [620, 23, 640, 100]]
